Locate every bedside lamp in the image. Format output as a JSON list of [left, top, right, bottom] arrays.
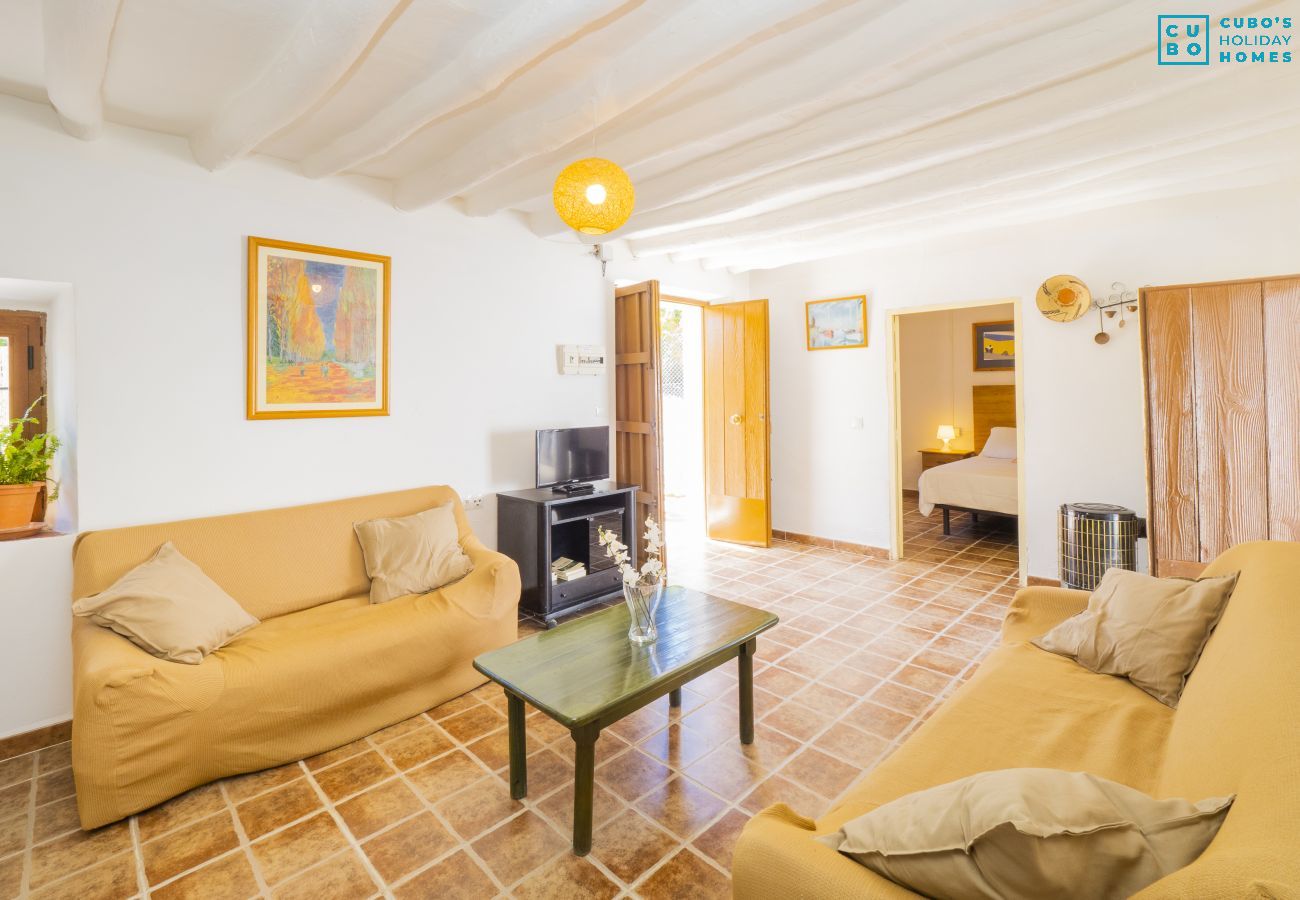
[[936, 424, 958, 452]]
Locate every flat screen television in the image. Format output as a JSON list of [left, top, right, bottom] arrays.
[[536, 426, 610, 488]]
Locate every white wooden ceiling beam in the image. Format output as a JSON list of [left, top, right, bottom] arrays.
[[391, 0, 904, 211], [626, 0, 1258, 226], [189, 0, 406, 171], [709, 160, 1294, 271], [463, 0, 1132, 220], [298, 0, 632, 179], [41, 0, 123, 140], [697, 129, 1300, 271], [623, 55, 1224, 256], [623, 65, 1300, 259]]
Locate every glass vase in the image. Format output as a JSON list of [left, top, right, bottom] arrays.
[[623, 579, 664, 645]]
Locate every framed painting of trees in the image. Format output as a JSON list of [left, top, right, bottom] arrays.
[[246, 236, 390, 419]]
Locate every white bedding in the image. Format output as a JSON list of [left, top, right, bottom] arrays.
[[918, 455, 1018, 517]]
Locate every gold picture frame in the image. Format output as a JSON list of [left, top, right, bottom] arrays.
[[806, 295, 867, 350], [972, 320, 1015, 371], [247, 236, 391, 420]]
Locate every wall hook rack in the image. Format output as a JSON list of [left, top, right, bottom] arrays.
[[1094, 281, 1138, 343]]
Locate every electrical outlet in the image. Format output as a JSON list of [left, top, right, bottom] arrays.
[[465, 495, 484, 510]]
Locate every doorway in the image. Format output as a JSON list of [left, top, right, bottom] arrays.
[[659, 298, 706, 547], [887, 299, 1027, 585], [613, 282, 771, 564]]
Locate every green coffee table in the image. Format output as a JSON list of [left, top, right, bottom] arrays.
[[473, 586, 778, 855]]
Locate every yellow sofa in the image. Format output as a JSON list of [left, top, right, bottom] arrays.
[[733, 541, 1300, 898], [71, 486, 520, 829]]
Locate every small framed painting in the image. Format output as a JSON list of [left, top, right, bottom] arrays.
[[972, 320, 1015, 371], [247, 236, 390, 419], [806, 295, 867, 350]]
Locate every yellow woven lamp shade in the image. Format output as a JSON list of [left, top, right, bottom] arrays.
[[552, 157, 635, 235]]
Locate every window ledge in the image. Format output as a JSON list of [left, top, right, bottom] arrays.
[[0, 528, 66, 543]]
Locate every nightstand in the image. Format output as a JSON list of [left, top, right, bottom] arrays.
[[919, 448, 975, 472]]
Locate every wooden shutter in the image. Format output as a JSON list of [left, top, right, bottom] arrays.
[[613, 281, 664, 563], [0, 311, 45, 425], [1142, 289, 1199, 572], [1264, 279, 1300, 541], [0, 311, 49, 521], [1141, 275, 1298, 575]]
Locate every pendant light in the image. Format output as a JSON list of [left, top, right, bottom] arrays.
[[552, 95, 635, 235], [552, 157, 635, 235]]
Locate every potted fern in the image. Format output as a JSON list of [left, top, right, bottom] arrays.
[[0, 399, 59, 531]]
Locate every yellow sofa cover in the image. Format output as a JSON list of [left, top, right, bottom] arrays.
[[733, 541, 1300, 898], [71, 486, 520, 829]]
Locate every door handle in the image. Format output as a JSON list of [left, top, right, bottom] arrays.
[[729, 413, 743, 425]]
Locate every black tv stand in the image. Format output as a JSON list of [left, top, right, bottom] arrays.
[[497, 482, 638, 628], [551, 482, 596, 496]]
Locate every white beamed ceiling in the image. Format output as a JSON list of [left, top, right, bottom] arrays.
[[5, 0, 1296, 271]]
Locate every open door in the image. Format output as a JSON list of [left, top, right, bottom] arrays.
[[704, 300, 770, 546], [613, 281, 665, 563]]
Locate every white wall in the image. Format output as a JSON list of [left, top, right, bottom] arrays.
[[0, 94, 747, 738], [898, 303, 1014, 489], [751, 178, 1300, 580]]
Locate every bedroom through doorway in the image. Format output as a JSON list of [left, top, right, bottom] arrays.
[[888, 300, 1026, 583]]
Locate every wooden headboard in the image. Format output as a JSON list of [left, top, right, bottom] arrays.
[[973, 385, 1016, 453]]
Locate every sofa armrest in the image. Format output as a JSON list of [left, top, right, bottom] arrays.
[[443, 536, 521, 619], [733, 805, 919, 899], [71, 616, 158, 696], [999, 586, 1090, 645]]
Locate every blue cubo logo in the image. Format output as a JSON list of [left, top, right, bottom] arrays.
[[1158, 15, 1211, 64]]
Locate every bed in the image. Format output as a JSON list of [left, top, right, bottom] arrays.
[[918, 385, 1018, 535]]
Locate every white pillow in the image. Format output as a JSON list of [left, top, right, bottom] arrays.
[[981, 427, 1017, 460]]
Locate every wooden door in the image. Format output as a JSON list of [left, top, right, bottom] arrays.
[[1141, 275, 1299, 576], [0, 311, 45, 425], [0, 311, 48, 521], [704, 300, 770, 546], [613, 281, 664, 563]]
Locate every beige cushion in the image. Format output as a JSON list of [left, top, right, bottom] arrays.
[[354, 503, 473, 604], [1033, 568, 1238, 707], [72, 541, 259, 664], [817, 769, 1233, 900]]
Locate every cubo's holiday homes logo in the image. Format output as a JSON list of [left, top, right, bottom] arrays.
[[1158, 14, 1294, 65], [1158, 15, 1209, 64]]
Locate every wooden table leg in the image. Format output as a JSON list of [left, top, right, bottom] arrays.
[[571, 725, 599, 855], [669, 688, 682, 708], [507, 693, 527, 800], [738, 639, 755, 745]]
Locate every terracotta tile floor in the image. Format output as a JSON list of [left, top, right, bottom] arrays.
[[0, 498, 1018, 899]]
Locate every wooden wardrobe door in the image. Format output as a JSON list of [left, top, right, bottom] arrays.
[[1265, 278, 1300, 541], [1190, 282, 1268, 560], [1143, 289, 1199, 575], [613, 281, 664, 563]]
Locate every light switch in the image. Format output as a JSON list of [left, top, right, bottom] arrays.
[[848, 416, 864, 430]]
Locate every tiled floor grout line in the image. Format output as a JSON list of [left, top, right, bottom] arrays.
[[128, 816, 148, 898], [366, 724, 521, 898], [19, 756, 36, 898], [300, 761, 395, 900]]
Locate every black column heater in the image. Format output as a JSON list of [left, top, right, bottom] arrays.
[[1058, 503, 1145, 590]]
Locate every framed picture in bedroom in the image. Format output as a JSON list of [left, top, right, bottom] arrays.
[[246, 236, 390, 420], [806, 295, 867, 350], [972, 320, 1015, 371]]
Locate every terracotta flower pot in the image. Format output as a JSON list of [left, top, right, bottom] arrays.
[[0, 483, 41, 530]]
